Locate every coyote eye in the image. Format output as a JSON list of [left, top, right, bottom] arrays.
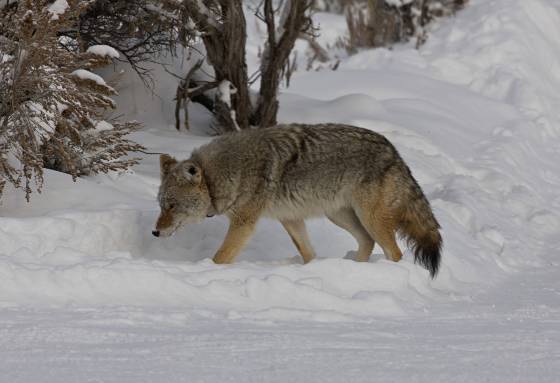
[[168, 203, 175, 210]]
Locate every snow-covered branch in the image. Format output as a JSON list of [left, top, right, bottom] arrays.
[[0, 0, 144, 201]]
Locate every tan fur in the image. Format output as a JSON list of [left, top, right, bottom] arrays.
[[160, 154, 177, 176], [326, 208, 374, 262], [213, 216, 257, 264], [351, 177, 403, 263], [281, 219, 315, 264], [153, 124, 442, 277], [155, 209, 174, 231]]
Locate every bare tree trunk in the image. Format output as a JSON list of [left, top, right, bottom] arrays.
[[253, 0, 313, 128], [179, 0, 312, 131], [182, 0, 250, 131]]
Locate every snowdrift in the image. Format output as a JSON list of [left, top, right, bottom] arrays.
[[1, 0, 559, 321]]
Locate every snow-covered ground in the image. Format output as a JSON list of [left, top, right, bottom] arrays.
[[1, 0, 559, 381], [2, 266, 558, 382]]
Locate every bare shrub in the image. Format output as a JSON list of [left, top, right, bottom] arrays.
[[76, 0, 182, 86], [312, 0, 355, 13], [0, 0, 143, 201], [175, 0, 314, 132], [335, 0, 469, 52]]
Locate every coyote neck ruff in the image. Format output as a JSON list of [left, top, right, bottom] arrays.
[[153, 123, 442, 278]]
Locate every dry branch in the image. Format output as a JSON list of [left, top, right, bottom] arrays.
[[177, 0, 313, 131], [0, 0, 144, 201], [181, 0, 250, 132], [252, 0, 314, 128]]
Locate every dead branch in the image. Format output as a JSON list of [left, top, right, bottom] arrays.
[[175, 59, 204, 130], [180, 0, 251, 132], [252, 0, 314, 128]]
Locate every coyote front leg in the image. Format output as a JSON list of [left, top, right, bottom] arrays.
[[281, 219, 315, 264], [213, 217, 257, 264]]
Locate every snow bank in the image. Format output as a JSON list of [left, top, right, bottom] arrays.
[[0, 167, 439, 318], [1, 0, 559, 322], [87, 45, 120, 59], [96, 49, 214, 134], [71, 69, 107, 86]]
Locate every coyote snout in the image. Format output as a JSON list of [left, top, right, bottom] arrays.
[[153, 124, 442, 277], [153, 154, 213, 238], [153, 207, 180, 237]]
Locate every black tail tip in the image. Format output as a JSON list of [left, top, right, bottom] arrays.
[[413, 239, 442, 279]]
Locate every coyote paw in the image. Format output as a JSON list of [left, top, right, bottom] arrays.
[[343, 251, 359, 261]]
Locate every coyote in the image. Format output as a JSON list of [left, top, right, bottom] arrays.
[[153, 124, 442, 277]]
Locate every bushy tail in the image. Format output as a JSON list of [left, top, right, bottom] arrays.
[[399, 186, 442, 278]]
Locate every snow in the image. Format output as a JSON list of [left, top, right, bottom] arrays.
[[217, 80, 234, 106], [1, 53, 12, 64], [86, 45, 120, 59], [217, 80, 240, 131], [385, 0, 413, 7], [94, 120, 114, 131], [2, 269, 558, 383], [70, 69, 107, 86], [47, 0, 68, 21], [1, 0, 560, 381]]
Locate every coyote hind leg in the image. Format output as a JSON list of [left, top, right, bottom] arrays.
[[281, 219, 315, 264], [354, 200, 403, 263], [326, 207, 375, 262]]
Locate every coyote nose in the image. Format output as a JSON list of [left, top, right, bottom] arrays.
[[152, 230, 160, 237]]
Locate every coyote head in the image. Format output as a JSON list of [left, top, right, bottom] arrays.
[[153, 154, 212, 237]]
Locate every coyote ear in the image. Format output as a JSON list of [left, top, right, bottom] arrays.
[[180, 162, 202, 185], [160, 154, 177, 177]]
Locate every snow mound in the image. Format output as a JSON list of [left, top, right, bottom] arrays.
[[0, 169, 442, 318], [87, 45, 120, 59], [71, 69, 108, 86], [1, 0, 560, 322]]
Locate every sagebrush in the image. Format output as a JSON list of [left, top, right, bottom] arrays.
[[0, 0, 144, 201]]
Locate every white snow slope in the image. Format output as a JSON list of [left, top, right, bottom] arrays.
[[1, 0, 559, 382]]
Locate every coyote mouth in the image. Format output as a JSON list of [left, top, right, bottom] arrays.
[[155, 221, 182, 238]]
